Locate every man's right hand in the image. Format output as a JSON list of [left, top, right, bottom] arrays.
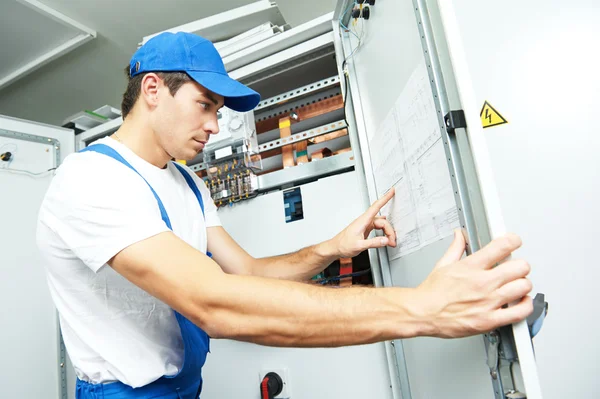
[[414, 230, 534, 338]]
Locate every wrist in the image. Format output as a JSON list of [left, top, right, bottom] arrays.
[[392, 287, 438, 338], [314, 239, 339, 263]]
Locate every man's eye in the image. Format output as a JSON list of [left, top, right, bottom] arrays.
[[198, 102, 209, 110]]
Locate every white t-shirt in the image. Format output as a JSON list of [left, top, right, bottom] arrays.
[[36, 137, 221, 388]]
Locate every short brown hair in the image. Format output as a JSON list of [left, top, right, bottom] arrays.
[[120, 66, 193, 118]]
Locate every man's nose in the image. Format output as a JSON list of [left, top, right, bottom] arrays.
[[204, 117, 220, 136]]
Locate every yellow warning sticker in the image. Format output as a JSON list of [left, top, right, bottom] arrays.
[[480, 101, 508, 128], [279, 119, 291, 129]]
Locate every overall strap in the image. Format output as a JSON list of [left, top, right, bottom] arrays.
[[79, 144, 173, 229], [172, 162, 213, 258], [172, 162, 205, 217]]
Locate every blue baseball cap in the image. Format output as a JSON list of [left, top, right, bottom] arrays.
[[129, 32, 260, 112]]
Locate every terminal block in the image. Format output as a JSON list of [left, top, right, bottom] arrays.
[[204, 108, 261, 207]]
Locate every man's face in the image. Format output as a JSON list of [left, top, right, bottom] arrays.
[[152, 79, 224, 161]]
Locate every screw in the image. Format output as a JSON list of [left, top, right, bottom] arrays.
[[491, 370, 498, 379], [60, 363, 64, 368]]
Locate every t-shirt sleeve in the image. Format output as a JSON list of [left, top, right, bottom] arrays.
[[39, 153, 170, 273], [187, 166, 221, 228]]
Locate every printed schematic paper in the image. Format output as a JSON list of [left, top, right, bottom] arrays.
[[368, 60, 460, 260]]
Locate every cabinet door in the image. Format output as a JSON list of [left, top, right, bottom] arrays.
[[333, 0, 544, 397]]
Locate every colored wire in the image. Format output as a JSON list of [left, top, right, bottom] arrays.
[[338, 0, 360, 41], [340, 1, 364, 127], [342, 59, 349, 117], [0, 167, 56, 177], [0, 142, 57, 177], [339, 0, 367, 67], [317, 268, 372, 285]]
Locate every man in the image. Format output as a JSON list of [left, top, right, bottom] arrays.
[[37, 32, 533, 398]]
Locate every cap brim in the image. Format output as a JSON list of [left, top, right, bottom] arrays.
[[187, 71, 261, 112]]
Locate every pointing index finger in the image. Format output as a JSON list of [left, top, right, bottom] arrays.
[[364, 188, 395, 220]]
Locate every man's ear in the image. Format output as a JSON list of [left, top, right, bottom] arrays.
[[140, 73, 161, 107]]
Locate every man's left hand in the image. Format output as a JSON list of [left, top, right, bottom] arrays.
[[329, 188, 397, 258]]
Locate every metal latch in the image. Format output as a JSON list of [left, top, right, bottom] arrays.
[[486, 331, 500, 380], [485, 294, 548, 399]]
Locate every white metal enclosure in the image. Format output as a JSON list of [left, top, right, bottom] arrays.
[[202, 172, 394, 399], [0, 115, 74, 398]]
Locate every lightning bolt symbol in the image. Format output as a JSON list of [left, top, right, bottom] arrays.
[[485, 108, 492, 124]]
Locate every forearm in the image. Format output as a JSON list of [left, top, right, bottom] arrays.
[[196, 273, 429, 347], [251, 240, 339, 281], [111, 232, 431, 349]]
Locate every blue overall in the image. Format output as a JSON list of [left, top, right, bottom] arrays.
[[75, 144, 211, 399]]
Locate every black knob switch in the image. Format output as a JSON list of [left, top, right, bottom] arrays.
[[260, 372, 284, 399]]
